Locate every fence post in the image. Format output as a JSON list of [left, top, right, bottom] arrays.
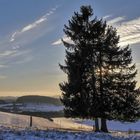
[[29, 116, 32, 127]]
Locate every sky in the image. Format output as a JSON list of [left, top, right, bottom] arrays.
[[0, 0, 140, 97]]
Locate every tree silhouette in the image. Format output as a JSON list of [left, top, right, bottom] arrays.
[[59, 5, 140, 132]]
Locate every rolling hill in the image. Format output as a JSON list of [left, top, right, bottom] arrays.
[[16, 95, 62, 106]]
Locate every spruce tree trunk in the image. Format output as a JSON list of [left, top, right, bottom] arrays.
[[94, 118, 100, 132], [101, 118, 108, 132]]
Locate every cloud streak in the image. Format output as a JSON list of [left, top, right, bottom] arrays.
[[103, 15, 112, 20], [0, 6, 59, 80], [107, 16, 125, 26], [53, 16, 140, 47], [0, 50, 17, 57], [10, 6, 58, 42], [52, 36, 73, 46], [105, 16, 140, 46], [116, 18, 140, 46]]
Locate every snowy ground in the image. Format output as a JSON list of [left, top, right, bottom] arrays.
[[0, 111, 140, 139], [53, 117, 140, 132], [53, 117, 93, 131], [0, 111, 59, 129], [0, 103, 63, 112], [0, 111, 93, 131], [0, 127, 140, 140], [18, 103, 64, 112], [0, 111, 140, 132]]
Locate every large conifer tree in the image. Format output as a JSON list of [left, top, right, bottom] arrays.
[[59, 5, 140, 132]]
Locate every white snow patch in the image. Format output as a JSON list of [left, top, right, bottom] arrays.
[[0, 103, 64, 112]]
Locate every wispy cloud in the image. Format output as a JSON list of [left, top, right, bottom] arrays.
[[52, 36, 73, 46], [0, 50, 17, 57], [10, 32, 17, 42], [107, 16, 125, 26], [10, 6, 58, 43], [0, 6, 59, 72], [117, 18, 140, 46], [53, 16, 140, 47], [52, 39, 62, 46], [21, 18, 46, 32], [106, 16, 140, 46], [103, 15, 112, 20]]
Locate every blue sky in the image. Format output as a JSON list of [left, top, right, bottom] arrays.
[[0, 0, 140, 97]]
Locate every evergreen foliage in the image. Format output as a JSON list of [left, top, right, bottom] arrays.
[[59, 5, 140, 132]]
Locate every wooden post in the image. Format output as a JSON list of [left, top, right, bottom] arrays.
[[29, 116, 32, 127]]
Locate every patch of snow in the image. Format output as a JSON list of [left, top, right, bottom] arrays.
[[53, 117, 93, 130], [0, 103, 64, 112], [0, 128, 139, 140], [18, 103, 63, 112], [108, 120, 140, 131], [0, 103, 13, 107]]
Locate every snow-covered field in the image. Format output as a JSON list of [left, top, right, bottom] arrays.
[[0, 103, 63, 112], [0, 127, 140, 140], [0, 111, 59, 129], [18, 103, 64, 112], [53, 117, 140, 132], [0, 111, 140, 139], [0, 111, 140, 132], [0, 111, 93, 131]]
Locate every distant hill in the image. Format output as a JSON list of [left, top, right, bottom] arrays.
[[16, 95, 62, 106]]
